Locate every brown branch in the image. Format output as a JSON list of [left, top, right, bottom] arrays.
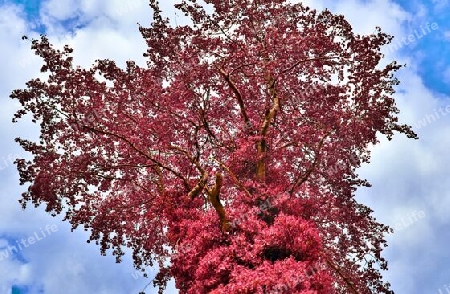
[[154, 164, 166, 196], [184, 85, 233, 152], [188, 171, 208, 200], [169, 145, 210, 201], [206, 172, 230, 232], [216, 66, 251, 131], [281, 56, 339, 74], [256, 74, 280, 182], [214, 159, 252, 199], [130, 179, 161, 207], [288, 130, 331, 196], [279, 141, 298, 149], [169, 146, 229, 231], [169, 145, 205, 175], [324, 256, 360, 294], [198, 103, 226, 150], [97, 178, 159, 213], [229, 62, 259, 75], [260, 75, 279, 136], [83, 126, 190, 191]]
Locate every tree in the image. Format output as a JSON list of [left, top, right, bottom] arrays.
[[11, 1, 417, 293]]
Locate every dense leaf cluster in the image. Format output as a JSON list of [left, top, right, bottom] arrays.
[[11, 0, 417, 293]]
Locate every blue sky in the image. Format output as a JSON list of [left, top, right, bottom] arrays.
[[0, 0, 449, 293], [392, 0, 450, 96]]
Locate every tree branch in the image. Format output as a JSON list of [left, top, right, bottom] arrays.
[[288, 130, 331, 195], [281, 56, 340, 74], [216, 66, 251, 131], [188, 171, 208, 200], [256, 74, 280, 182], [214, 158, 253, 199], [324, 255, 360, 294], [206, 172, 230, 232], [83, 126, 190, 191], [169, 146, 229, 231]]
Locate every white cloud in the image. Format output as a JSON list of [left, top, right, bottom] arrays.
[[41, 0, 80, 21], [432, 0, 450, 10], [0, 1, 163, 293]]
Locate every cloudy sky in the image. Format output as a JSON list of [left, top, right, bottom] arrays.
[[0, 0, 449, 293]]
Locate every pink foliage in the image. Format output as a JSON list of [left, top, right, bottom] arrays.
[[11, 0, 417, 293]]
